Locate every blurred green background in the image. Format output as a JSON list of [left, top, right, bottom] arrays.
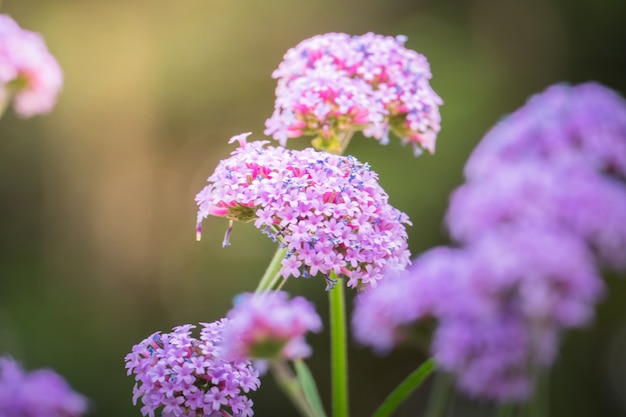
[[1, 0, 625, 416]]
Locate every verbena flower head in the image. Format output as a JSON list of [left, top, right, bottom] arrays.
[[221, 291, 322, 360], [265, 32, 442, 155], [463, 82, 626, 181], [0, 356, 88, 417], [352, 228, 604, 402], [446, 162, 626, 270], [195, 133, 412, 289], [124, 321, 260, 417], [0, 14, 63, 118]]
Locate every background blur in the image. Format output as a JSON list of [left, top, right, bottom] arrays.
[[1, 0, 625, 416]]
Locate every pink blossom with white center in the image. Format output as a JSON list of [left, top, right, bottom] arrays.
[[124, 320, 260, 417], [0, 14, 63, 118], [266, 32, 442, 155], [195, 134, 412, 289], [222, 291, 323, 361]]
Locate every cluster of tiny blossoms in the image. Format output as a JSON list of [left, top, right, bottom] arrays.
[[265, 32, 442, 155], [0, 14, 63, 118], [124, 321, 260, 417], [449, 82, 626, 270], [221, 291, 322, 361], [353, 82, 626, 403], [0, 356, 88, 417], [195, 133, 411, 289], [464, 82, 626, 181]]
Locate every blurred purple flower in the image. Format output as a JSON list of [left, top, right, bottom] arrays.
[[353, 229, 603, 402], [0, 356, 88, 417], [446, 162, 626, 270], [464, 82, 626, 180], [221, 291, 322, 361], [124, 321, 260, 417], [195, 133, 411, 289], [265, 32, 442, 155], [0, 14, 63, 118], [353, 81, 626, 403]]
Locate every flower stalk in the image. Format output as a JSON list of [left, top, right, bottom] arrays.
[[329, 272, 349, 417]]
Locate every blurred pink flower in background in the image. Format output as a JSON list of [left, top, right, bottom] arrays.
[[0, 14, 63, 118], [222, 291, 322, 360]]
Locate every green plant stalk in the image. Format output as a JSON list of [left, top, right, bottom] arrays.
[[270, 359, 317, 417], [254, 247, 287, 294], [371, 358, 437, 417], [522, 371, 548, 417], [329, 272, 349, 417], [425, 372, 453, 417], [295, 359, 328, 417], [494, 403, 516, 417], [0, 94, 9, 120]]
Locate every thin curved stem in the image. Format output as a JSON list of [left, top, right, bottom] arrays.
[[371, 358, 436, 417], [254, 247, 287, 294], [425, 372, 453, 417], [270, 359, 317, 417]]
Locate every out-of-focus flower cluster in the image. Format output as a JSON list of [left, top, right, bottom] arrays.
[[124, 321, 260, 417], [222, 291, 322, 361], [0, 14, 63, 118], [0, 356, 88, 417], [449, 82, 626, 270], [195, 133, 411, 289], [265, 32, 442, 155], [353, 82, 626, 402]]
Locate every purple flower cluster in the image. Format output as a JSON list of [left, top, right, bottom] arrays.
[[464, 82, 626, 181], [221, 292, 322, 360], [0, 14, 63, 118], [0, 356, 88, 417], [447, 162, 626, 270], [354, 231, 604, 402], [195, 133, 411, 289], [265, 32, 442, 155], [353, 82, 626, 402], [449, 82, 626, 271], [124, 321, 260, 417]]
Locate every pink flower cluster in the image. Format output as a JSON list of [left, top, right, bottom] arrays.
[[265, 32, 442, 155], [195, 133, 412, 289], [221, 292, 322, 361], [125, 321, 260, 417], [0, 14, 63, 118], [0, 356, 88, 417]]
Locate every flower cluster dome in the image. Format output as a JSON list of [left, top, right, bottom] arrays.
[[265, 32, 442, 155], [196, 133, 411, 289], [125, 321, 260, 417]]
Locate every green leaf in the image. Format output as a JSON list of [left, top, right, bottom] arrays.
[[372, 358, 437, 417], [295, 359, 328, 417]]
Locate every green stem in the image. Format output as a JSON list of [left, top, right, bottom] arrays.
[[0, 90, 10, 120], [337, 130, 355, 154], [495, 404, 516, 417], [371, 358, 436, 417], [329, 273, 348, 417], [425, 372, 453, 417], [523, 372, 548, 417], [254, 247, 287, 294], [294, 359, 329, 417], [270, 359, 316, 417]]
